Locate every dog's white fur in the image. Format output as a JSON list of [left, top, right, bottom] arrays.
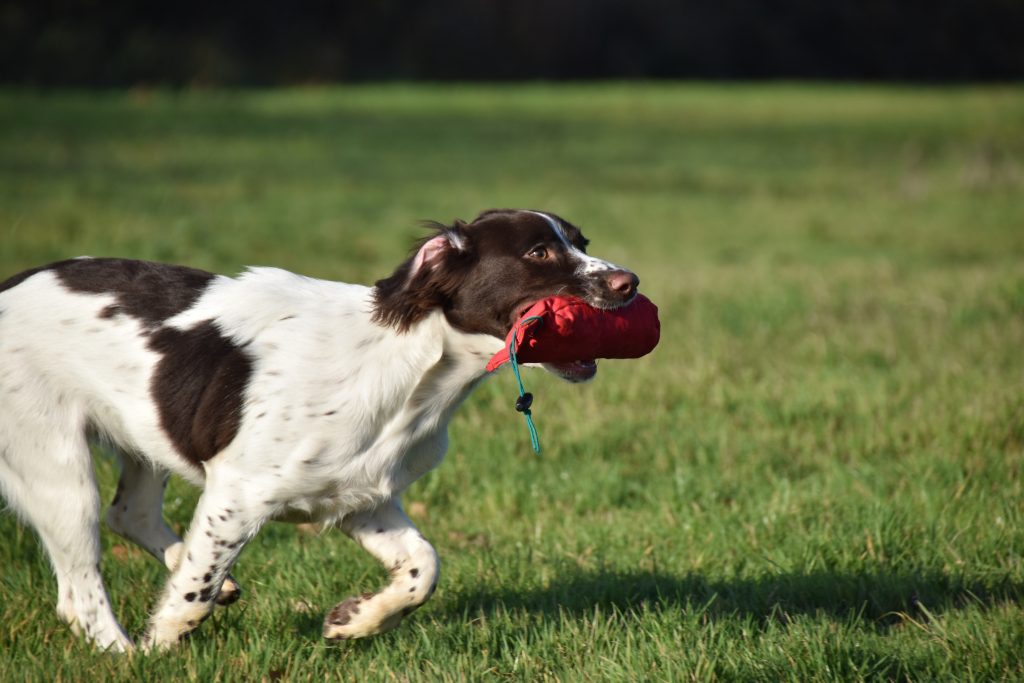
[[0, 265, 501, 650], [0, 209, 636, 651]]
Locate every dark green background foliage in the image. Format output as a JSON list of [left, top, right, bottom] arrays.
[[3, 1, 1024, 85], [1, 84, 1023, 680]]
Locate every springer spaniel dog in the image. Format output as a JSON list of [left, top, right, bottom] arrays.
[[0, 209, 639, 651]]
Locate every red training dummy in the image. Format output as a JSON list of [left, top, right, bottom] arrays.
[[486, 294, 661, 373]]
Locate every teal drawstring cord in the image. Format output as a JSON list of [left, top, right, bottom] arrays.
[[508, 315, 543, 454]]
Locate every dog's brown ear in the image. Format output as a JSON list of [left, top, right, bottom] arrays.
[[371, 222, 474, 332], [409, 234, 457, 278]]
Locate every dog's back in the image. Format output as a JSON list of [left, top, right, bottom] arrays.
[[0, 259, 230, 483]]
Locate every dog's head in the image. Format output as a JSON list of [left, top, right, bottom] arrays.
[[373, 209, 639, 382]]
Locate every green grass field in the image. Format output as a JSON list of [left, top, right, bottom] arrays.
[[1, 84, 1023, 681]]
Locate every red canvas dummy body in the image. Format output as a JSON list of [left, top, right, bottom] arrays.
[[487, 294, 661, 372]]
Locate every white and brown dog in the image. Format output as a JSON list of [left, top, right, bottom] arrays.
[[0, 209, 639, 651]]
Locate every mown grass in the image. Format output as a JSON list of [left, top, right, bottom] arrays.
[[1, 83, 1023, 681]]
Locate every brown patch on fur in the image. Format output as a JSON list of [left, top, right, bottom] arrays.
[[52, 258, 216, 327], [148, 321, 253, 465]]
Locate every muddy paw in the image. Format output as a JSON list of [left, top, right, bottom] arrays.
[[322, 593, 403, 641], [322, 595, 365, 640]]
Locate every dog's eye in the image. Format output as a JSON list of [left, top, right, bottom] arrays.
[[527, 246, 549, 260]]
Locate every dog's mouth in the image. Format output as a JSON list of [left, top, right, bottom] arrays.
[[580, 288, 638, 312], [510, 291, 636, 327], [510, 299, 542, 327], [543, 359, 598, 383]]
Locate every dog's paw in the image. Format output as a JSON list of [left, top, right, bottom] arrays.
[[322, 594, 404, 641], [140, 628, 181, 653], [75, 624, 135, 653], [100, 633, 136, 654], [138, 632, 158, 653], [141, 609, 211, 652], [216, 576, 242, 605]]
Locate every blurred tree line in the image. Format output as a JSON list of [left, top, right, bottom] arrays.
[[2, 0, 1021, 86]]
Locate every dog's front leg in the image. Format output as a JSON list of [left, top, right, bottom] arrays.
[[140, 479, 266, 651], [324, 501, 439, 640]]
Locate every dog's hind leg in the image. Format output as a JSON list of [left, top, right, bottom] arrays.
[[0, 428, 133, 652], [323, 501, 439, 640], [105, 454, 242, 605]]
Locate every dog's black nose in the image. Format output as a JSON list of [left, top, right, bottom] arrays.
[[606, 270, 639, 299]]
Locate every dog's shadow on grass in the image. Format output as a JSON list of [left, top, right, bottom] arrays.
[[445, 567, 1023, 629]]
